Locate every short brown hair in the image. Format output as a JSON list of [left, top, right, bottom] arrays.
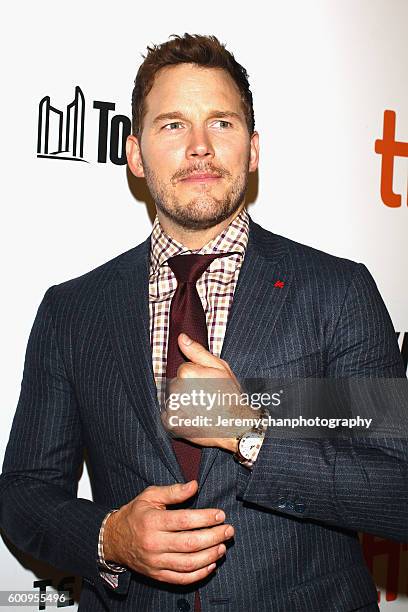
[[132, 33, 255, 138]]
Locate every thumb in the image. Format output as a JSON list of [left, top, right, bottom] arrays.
[[140, 480, 198, 506], [178, 333, 222, 369]]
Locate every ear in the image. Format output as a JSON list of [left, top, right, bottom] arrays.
[[126, 134, 145, 178], [248, 131, 259, 173]]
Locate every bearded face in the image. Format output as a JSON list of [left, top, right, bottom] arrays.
[[142, 156, 249, 231]]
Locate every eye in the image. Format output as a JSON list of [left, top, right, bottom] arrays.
[[163, 122, 184, 130], [212, 120, 232, 129]]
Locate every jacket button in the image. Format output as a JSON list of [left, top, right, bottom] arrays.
[[176, 598, 191, 611], [295, 503, 306, 513], [277, 497, 286, 508], [285, 501, 295, 512]]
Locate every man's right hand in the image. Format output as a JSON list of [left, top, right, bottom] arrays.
[[103, 480, 234, 585]]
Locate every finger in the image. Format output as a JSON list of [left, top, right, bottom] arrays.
[[178, 334, 225, 370], [139, 480, 198, 506], [164, 524, 235, 553], [156, 542, 226, 572], [153, 563, 217, 585], [157, 508, 226, 532], [176, 363, 225, 379]]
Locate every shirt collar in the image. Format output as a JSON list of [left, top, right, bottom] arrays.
[[150, 207, 250, 274]]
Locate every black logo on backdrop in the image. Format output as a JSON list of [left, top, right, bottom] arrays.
[[37, 86, 86, 162], [36, 86, 131, 165], [92, 101, 131, 164], [33, 576, 75, 609]]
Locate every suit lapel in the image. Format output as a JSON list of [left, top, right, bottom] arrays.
[[198, 218, 293, 487], [103, 237, 185, 483]]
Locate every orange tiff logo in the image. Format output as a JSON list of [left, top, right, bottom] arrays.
[[375, 110, 408, 207]]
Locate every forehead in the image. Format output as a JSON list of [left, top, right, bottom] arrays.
[[144, 63, 243, 115]]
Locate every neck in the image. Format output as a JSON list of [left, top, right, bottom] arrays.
[[156, 204, 246, 250]]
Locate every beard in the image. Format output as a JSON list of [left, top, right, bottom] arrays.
[[142, 159, 249, 231]]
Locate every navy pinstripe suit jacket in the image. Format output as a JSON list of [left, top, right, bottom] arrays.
[[1, 217, 407, 612]]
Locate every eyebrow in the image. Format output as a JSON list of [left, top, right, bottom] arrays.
[[152, 110, 243, 125]]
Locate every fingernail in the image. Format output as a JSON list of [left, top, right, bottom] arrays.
[[180, 333, 192, 345], [215, 511, 225, 522], [207, 563, 216, 572], [218, 544, 226, 555], [225, 526, 234, 538], [181, 481, 191, 490]]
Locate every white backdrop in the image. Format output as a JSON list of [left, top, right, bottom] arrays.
[[1, 0, 407, 609]]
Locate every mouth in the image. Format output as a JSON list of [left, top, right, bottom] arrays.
[[179, 173, 222, 183]]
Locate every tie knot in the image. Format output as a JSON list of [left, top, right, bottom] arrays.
[[167, 253, 227, 284]]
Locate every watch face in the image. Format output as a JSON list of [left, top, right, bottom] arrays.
[[239, 432, 264, 461]]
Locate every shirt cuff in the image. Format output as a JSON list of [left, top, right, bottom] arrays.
[[236, 429, 267, 495], [97, 509, 127, 574]]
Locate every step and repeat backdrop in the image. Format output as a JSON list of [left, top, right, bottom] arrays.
[[1, 0, 407, 609]]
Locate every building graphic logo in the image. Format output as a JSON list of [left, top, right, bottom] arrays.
[[37, 86, 87, 162]]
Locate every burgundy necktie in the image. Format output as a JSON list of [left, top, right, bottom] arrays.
[[165, 252, 227, 612]]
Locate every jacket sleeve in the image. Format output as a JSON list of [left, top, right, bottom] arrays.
[[236, 264, 408, 542], [0, 287, 132, 602]]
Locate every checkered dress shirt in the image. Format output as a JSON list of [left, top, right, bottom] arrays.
[[97, 207, 249, 587]]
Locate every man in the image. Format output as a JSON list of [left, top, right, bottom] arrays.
[[0, 33, 407, 612]]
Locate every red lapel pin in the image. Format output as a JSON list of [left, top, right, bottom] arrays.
[[274, 280, 285, 288]]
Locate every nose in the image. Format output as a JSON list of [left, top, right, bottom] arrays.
[[185, 126, 215, 160]]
